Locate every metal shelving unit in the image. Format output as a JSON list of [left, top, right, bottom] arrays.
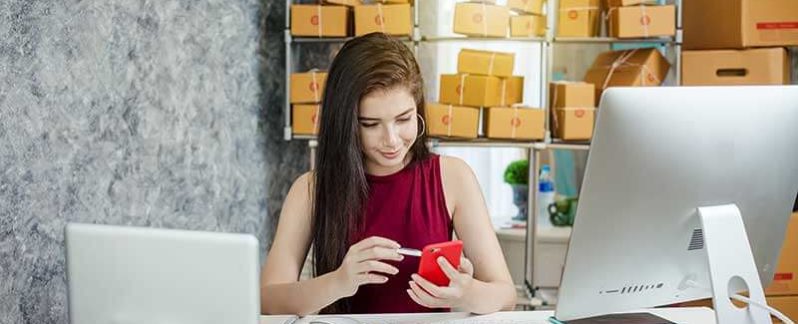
[[284, 0, 685, 308]]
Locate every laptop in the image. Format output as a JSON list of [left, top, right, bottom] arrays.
[[65, 223, 260, 324]]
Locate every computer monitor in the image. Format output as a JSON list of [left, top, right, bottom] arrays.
[[555, 86, 798, 321], [65, 223, 260, 324]]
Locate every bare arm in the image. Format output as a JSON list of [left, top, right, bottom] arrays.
[[442, 156, 517, 313], [260, 172, 341, 315], [260, 173, 403, 316]]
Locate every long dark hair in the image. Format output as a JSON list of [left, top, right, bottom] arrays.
[[312, 33, 430, 314]]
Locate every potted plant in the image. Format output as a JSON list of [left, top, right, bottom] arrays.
[[503, 159, 529, 221]]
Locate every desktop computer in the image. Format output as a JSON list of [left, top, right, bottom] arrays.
[[554, 86, 798, 323]]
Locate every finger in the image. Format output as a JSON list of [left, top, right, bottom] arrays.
[[358, 273, 389, 285], [411, 274, 457, 299], [459, 257, 474, 276], [407, 289, 433, 308], [350, 236, 400, 252], [357, 260, 399, 275], [355, 246, 404, 263], [437, 257, 461, 280], [409, 281, 445, 308]]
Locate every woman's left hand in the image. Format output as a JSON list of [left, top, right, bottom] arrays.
[[406, 256, 475, 309]]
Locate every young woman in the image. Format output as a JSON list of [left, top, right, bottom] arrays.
[[261, 32, 515, 316]]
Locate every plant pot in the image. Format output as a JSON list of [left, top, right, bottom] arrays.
[[511, 184, 528, 221]]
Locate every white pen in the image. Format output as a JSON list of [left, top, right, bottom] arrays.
[[396, 247, 422, 257]]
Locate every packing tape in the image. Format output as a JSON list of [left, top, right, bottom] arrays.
[[458, 73, 468, 105], [377, 3, 385, 33], [316, 5, 323, 38], [447, 104, 454, 137]]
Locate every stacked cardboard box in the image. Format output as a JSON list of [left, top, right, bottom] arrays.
[[432, 49, 543, 140], [508, 0, 546, 38], [549, 81, 595, 141], [292, 1, 413, 38], [557, 0, 600, 37], [583, 48, 670, 103], [681, 0, 796, 86], [354, 3, 412, 36], [290, 71, 327, 135], [605, 1, 675, 39], [291, 5, 350, 37], [453, 2, 510, 38]]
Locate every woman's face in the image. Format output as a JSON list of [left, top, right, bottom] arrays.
[[358, 87, 419, 176]]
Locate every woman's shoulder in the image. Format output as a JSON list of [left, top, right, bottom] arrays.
[[438, 155, 474, 177], [289, 171, 315, 199]]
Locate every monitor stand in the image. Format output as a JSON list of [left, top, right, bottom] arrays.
[[698, 204, 771, 324]]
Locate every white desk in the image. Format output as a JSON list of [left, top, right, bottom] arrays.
[[260, 307, 715, 324]]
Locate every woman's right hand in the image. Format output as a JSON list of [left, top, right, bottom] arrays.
[[333, 236, 404, 297]]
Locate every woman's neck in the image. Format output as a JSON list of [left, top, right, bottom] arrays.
[[365, 152, 413, 176]]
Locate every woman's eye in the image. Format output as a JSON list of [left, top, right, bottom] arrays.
[[360, 123, 378, 128], [397, 117, 411, 123]]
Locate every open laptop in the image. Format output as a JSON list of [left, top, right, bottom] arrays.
[[65, 223, 260, 324]]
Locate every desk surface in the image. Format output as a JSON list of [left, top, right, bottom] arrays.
[[260, 307, 715, 324]]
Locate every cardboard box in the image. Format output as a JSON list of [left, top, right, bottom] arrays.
[[457, 49, 515, 78], [439, 74, 502, 107], [324, 0, 361, 6], [683, 0, 798, 50], [765, 212, 798, 296], [425, 103, 480, 139], [768, 295, 798, 323], [511, 15, 547, 37], [552, 108, 595, 140], [355, 4, 411, 36], [499, 76, 524, 107], [584, 48, 670, 102], [557, 0, 600, 37], [484, 106, 545, 140], [292, 104, 321, 135], [291, 5, 349, 37], [507, 0, 544, 15], [681, 48, 790, 86], [606, 0, 658, 7], [549, 81, 595, 108], [608, 5, 675, 38], [290, 71, 328, 104], [453, 2, 510, 38], [673, 296, 798, 323]]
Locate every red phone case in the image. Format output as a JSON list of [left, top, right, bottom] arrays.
[[417, 240, 463, 286]]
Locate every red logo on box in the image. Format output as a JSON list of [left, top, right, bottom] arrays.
[[757, 22, 798, 30], [640, 15, 651, 26], [774, 273, 794, 281], [456, 85, 462, 95], [442, 115, 451, 125], [511, 117, 522, 127], [647, 73, 656, 83], [375, 15, 385, 26], [311, 113, 318, 125], [473, 13, 483, 24], [575, 109, 585, 118], [568, 10, 578, 20], [311, 15, 319, 26], [309, 82, 318, 91]]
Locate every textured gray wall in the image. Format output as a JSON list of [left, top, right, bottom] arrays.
[[0, 0, 308, 323]]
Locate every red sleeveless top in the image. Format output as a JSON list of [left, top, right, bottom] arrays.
[[349, 154, 454, 313]]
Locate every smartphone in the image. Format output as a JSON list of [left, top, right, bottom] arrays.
[[417, 240, 463, 287]]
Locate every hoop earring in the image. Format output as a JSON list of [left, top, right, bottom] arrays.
[[416, 113, 426, 139]]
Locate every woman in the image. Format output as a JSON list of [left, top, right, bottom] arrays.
[[261, 32, 515, 316]]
